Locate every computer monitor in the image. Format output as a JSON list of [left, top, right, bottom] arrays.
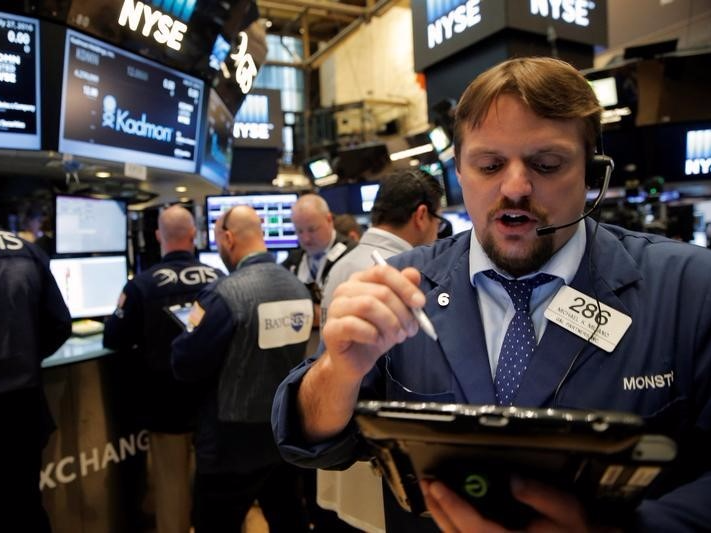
[[360, 183, 380, 213], [49, 255, 127, 319], [198, 251, 229, 275], [428, 126, 451, 153], [0, 11, 41, 150], [442, 210, 473, 235], [305, 156, 339, 186], [205, 193, 299, 251], [55, 195, 127, 254], [199, 88, 234, 188], [58, 29, 204, 173]]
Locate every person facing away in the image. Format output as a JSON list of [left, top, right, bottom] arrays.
[[171, 205, 313, 533], [317, 168, 444, 532], [103, 204, 224, 533], [272, 56, 711, 532], [333, 213, 364, 243], [0, 230, 72, 532]]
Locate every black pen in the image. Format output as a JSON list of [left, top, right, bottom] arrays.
[[370, 250, 438, 341]]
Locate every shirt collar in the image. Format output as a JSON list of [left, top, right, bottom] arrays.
[[310, 229, 337, 260], [469, 220, 586, 284]]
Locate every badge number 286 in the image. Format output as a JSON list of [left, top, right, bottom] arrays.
[[545, 286, 631, 353]]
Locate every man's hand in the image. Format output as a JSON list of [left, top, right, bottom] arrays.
[[321, 263, 425, 382], [421, 478, 619, 533], [297, 263, 426, 442]]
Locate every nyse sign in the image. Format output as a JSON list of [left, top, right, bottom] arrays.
[[117, 0, 188, 51], [427, 0, 481, 49], [529, 0, 595, 27]]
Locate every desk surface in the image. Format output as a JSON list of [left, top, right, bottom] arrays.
[[43, 334, 113, 368]]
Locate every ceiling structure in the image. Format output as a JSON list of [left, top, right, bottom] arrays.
[[256, 0, 404, 69]]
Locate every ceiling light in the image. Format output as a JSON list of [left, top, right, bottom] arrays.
[[389, 144, 434, 161], [95, 171, 111, 178], [175, 186, 188, 193]]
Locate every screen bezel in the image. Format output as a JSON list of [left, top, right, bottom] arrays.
[[205, 192, 300, 251], [54, 194, 128, 255], [58, 28, 204, 173]]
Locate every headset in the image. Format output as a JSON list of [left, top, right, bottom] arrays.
[[536, 154, 614, 236]]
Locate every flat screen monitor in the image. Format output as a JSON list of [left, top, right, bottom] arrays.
[[198, 250, 228, 275], [55, 195, 127, 254], [50, 255, 127, 319], [0, 11, 41, 150], [360, 183, 380, 213], [589, 76, 619, 108], [442, 210, 473, 235], [440, 157, 463, 206], [58, 29, 204, 173], [428, 126, 451, 153], [200, 88, 234, 188], [205, 193, 299, 251]]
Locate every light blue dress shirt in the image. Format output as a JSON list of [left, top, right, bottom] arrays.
[[468, 221, 586, 378]]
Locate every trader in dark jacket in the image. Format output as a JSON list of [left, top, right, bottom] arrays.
[[0, 230, 72, 532], [172, 205, 312, 533], [104, 205, 223, 533]]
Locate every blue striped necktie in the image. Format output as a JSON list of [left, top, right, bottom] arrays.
[[483, 270, 556, 406], [309, 252, 325, 280]]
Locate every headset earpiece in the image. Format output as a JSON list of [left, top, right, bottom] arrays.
[[585, 155, 614, 189]]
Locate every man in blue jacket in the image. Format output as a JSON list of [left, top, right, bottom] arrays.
[[104, 205, 223, 533], [0, 230, 72, 532], [272, 57, 711, 531]]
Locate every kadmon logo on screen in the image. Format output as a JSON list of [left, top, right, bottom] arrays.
[[101, 95, 174, 142]]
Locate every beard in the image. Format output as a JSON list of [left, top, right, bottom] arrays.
[[481, 198, 555, 278]]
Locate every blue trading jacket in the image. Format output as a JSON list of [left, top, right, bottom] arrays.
[[272, 220, 711, 532]]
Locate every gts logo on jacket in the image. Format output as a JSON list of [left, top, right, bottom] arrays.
[[0, 231, 23, 250], [153, 266, 219, 287]]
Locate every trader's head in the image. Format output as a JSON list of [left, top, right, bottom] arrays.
[[215, 205, 266, 271], [156, 205, 197, 256], [291, 194, 334, 256], [370, 169, 445, 246], [453, 57, 602, 277]]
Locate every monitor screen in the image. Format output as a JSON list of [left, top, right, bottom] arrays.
[[360, 183, 380, 213], [440, 157, 463, 206], [0, 11, 41, 150], [232, 89, 284, 149], [200, 88, 234, 188], [428, 126, 451, 153], [308, 158, 335, 179], [442, 210, 473, 235], [50, 255, 127, 319], [55, 195, 127, 254], [198, 250, 229, 275], [205, 193, 299, 251], [58, 29, 204, 173], [589, 76, 618, 108]]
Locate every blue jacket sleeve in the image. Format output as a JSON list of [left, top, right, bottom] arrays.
[[171, 289, 235, 381], [103, 280, 142, 351], [271, 356, 367, 470]]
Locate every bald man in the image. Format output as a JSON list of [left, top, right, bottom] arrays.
[[172, 206, 312, 533], [104, 204, 224, 533], [282, 194, 357, 308]]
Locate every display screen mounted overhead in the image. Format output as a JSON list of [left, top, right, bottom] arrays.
[[59, 29, 204, 173], [0, 11, 41, 150], [200, 88, 234, 189]]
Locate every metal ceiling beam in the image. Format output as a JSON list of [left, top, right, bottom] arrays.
[[263, 0, 367, 17], [258, 0, 357, 23]]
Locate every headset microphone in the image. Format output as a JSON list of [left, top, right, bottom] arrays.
[[536, 155, 614, 236]]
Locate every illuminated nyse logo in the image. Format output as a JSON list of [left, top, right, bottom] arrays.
[[233, 94, 273, 141], [221, 32, 257, 94], [102, 95, 174, 142], [685, 129, 711, 176], [118, 0, 190, 51], [426, 0, 481, 49], [529, 0, 595, 27]]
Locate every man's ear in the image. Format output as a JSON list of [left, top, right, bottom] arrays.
[[411, 204, 429, 229], [155, 228, 162, 243]]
